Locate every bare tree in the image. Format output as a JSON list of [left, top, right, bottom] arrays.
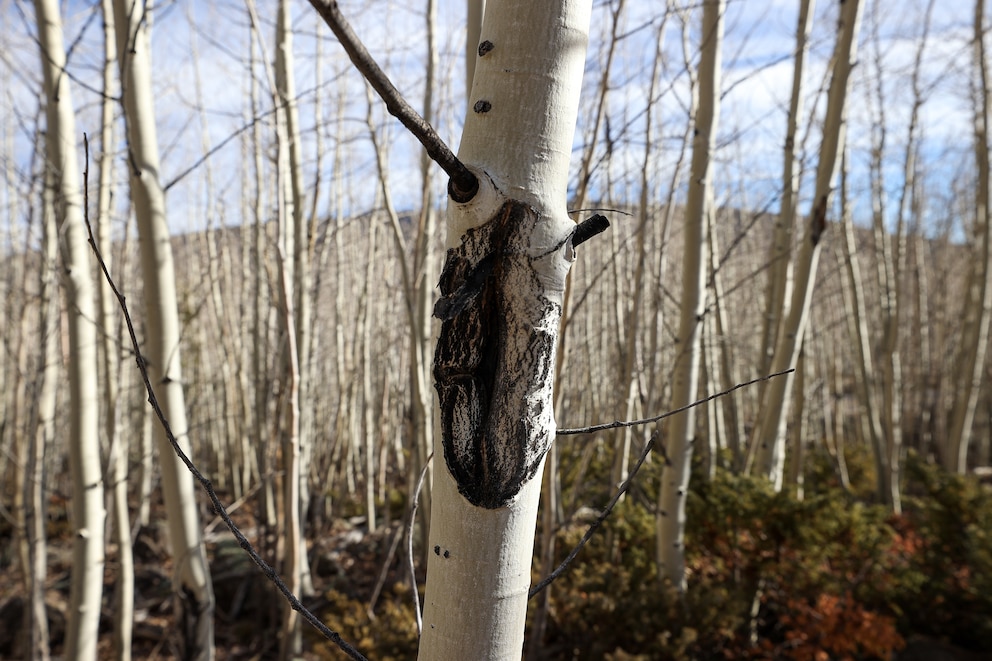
[[946, 0, 992, 473], [34, 0, 106, 658], [751, 0, 864, 489], [111, 0, 215, 656], [657, 0, 724, 592]]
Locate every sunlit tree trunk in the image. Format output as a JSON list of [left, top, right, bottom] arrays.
[[111, 1, 215, 656], [97, 0, 134, 656], [757, 0, 814, 380], [838, 146, 888, 501], [751, 0, 863, 489], [410, 0, 440, 554], [657, 0, 723, 592], [270, 0, 310, 661], [880, 0, 933, 508], [417, 0, 593, 656], [946, 0, 992, 473], [466, 0, 485, 101], [34, 1, 106, 658], [26, 157, 58, 661], [274, 1, 317, 593]]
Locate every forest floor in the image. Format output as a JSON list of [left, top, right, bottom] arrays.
[[0, 489, 416, 660]]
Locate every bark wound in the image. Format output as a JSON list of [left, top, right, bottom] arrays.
[[473, 100, 492, 113], [433, 200, 561, 508]]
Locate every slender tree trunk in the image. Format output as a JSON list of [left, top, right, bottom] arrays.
[[26, 159, 58, 661], [260, 1, 304, 649], [751, 0, 864, 489], [946, 0, 992, 473], [410, 0, 440, 556], [34, 1, 106, 658], [112, 1, 215, 656], [97, 0, 134, 656], [275, 0, 316, 592], [275, 170, 302, 661], [838, 146, 888, 501], [758, 0, 814, 380], [417, 0, 593, 656], [657, 0, 723, 592]]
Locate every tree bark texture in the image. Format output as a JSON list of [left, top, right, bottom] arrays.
[[751, 0, 864, 489], [657, 0, 724, 592], [34, 0, 106, 658], [111, 1, 216, 657], [418, 0, 593, 657]]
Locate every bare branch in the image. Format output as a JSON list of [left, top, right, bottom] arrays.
[[557, 369, 794, 435], [529, 433, 663, 598], [306, 0, 478, 201], [81, 135, 369, 661]]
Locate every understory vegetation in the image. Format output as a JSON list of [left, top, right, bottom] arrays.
[[262, 450, 992, 659], [313, 449, 992, 660], [1, 429, 990, 661]]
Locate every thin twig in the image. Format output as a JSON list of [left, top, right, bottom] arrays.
[[557, 368, 794, 435], [529, 434, 664, 598], [81, 135, 369, 661], [307, 0, 478, 201], [367, 523, 404, 620], [406, 453, 433, 637]]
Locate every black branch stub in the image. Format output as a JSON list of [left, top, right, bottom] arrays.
[[433, 200, 563, 509], [572, 214, 610, 247], [478, 40, 495, 56], [473, 99, 492, 114]]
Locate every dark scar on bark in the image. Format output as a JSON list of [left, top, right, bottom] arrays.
[[432, 200, 562, 508]]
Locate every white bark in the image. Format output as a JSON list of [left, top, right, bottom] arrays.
[[838, 146, 888, 500], [34, 1, 106, 658], [946, 0, 992, 473], [758, 0, 814, 379], [418, 0, 592, 657], [657, 0, 723, 592], [98, 0, 134, 656], [27, 154, 58, 661], [751, 0, 864, 489], [112, 1, 215, 656]]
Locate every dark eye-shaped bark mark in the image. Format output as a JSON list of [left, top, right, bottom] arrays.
[[433, 200, 564, 508]]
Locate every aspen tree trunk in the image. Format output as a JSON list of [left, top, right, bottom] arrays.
[[786, 350, 808, 496], [34, 1, 106, 658], [465, 0, 485, 103], [26, 164, 58, 661], [838, 145, 890, 503], [864, 12, 903, 510], [275, 0, 313, 584], [946, 0, 992, 473], [248, 22, 277, 531], [410, 0, 440, 551], [275, 192, 302, 661], [707, 203, 744, 467], [657, 0, 723, 592], [111, 1, 215, 656], [757, 0, 814, 380], [274, 0, 314, 607], [97, 0, 134, 655], [751, 0, 863, 489], [417, 0, 592, 656], [880, 0, 932, 509]]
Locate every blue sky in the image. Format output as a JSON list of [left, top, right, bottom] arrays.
[[0, 0, 978, 245]]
